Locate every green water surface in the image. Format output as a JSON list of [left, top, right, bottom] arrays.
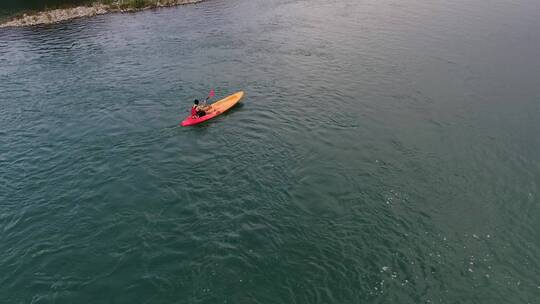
[[1, 0, 539, 302]]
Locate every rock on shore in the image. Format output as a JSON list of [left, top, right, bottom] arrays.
[[0, 5, 109, 28]]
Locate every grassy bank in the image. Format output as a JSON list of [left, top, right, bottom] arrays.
[[102, 0, 199, 10]]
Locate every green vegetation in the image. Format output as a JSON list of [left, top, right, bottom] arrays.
[[119, 0, 152, 10], [104, 0, 195, 10]]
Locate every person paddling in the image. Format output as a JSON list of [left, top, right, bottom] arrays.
[[191, 99, 208, 118], [189, 89, 215, 118]]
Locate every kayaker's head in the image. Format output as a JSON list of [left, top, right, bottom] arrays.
[[194, 99, 199, 105]]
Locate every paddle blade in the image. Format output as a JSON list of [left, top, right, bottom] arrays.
[[208, 89, 215, 99]]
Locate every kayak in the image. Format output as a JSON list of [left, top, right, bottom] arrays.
[[180, 91, 244, 127]]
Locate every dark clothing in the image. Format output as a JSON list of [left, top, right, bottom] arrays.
[[191, 105, 206, 118]]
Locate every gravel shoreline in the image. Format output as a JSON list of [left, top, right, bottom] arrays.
[[0, 0, 202, 28]]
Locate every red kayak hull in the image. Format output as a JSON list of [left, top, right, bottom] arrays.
[[181, 111, 221, 126]]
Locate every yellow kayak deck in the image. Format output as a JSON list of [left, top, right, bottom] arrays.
[[206, 91, 244, 114]]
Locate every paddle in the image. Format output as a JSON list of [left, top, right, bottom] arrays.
[[204, 89, 215, 104], [201, 89, 215, 112], [185, 89, 215, 113]]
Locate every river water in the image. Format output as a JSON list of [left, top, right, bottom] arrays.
[[1, 0, 539, 302]]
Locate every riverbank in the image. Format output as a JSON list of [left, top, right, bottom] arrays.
[[0, 0, 202, 28]]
